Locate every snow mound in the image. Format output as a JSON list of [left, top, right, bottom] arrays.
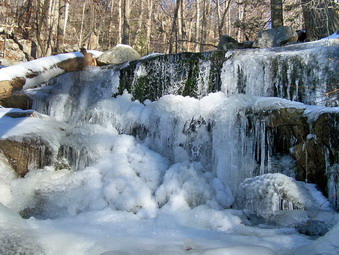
[[236, 173, 315, 217]]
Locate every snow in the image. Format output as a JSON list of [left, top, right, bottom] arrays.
[[321, 30, 339, 40], [0, 50, 339, 255], [0, 50, 102, 89], [235, 173, 326, 217], [1, 97, 337, 254], [141, 52, 165, 60]]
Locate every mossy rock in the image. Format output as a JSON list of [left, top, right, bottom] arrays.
[[119, 51, 226, 102]]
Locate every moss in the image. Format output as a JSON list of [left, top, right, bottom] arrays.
[[132, 76, 150, 102], [182, 60, 199, 97], [118, 50, 226, 102]]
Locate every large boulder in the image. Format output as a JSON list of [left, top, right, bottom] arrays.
[[97, 44, 141, 65], [253, 26, 298, 48]]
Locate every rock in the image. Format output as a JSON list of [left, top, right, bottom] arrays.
[[248, 107, 339, 209], [56, 57, 85, 72], [80, 48, 97, 67], [253, 26, 298, 48], [0, 137, 53, 177], [242, 40, 254, 48], [0, 77, 26, 99], [297, 29, 307, 42], [119, 51, 225, 102], [0, 94, 32, 109], [217, 35, 241, 50], [97, 44, 141, 65], [296, 220, 329, 236]]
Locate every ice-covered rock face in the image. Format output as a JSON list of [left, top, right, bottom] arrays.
[[221, 40, 338, 107], [0, 40, 339, 255], [20, 41, 338, 211], [117, 40, 338, 107]]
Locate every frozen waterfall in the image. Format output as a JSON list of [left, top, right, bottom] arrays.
[[0, 39, 338, 255]]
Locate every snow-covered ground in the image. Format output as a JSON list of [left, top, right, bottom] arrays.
[[0, 43, 338, 255]]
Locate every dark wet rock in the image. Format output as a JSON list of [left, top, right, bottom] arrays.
[[296, 220, 329, 236]]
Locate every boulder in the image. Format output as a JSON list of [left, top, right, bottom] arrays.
[[217, 35, 241, 51], [253, 26, 298, 48], [96, 44, 141, 65], [0, 94, 32, 109]]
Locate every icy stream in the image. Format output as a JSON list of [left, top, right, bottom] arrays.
[[0, 40, 339, 255]]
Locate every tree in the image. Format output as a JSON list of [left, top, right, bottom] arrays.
[[301, 0, 339, 40], [122, 0, 130, 45], [271, 0, 283, 27], [169, 0, 181, 53]]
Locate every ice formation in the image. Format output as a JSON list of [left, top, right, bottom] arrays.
[[0, 40, 338, 254]]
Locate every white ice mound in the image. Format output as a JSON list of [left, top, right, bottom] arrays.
[[236, 173, 315, 216]]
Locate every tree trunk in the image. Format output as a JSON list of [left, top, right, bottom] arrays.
[[63, 0, 69, 42], [194, 0, 200, 52], [200, 0, 207, 51], [118, 0, 122, 44], [169, 0, 181, 54], [217, 0, 231, 39], [122, 0, 130, 45], [56, 0, 65, 53], [133, 0, 144, 46], [271, 0, 283, 28], [79, 0, 86, 47], [177, 0, 183, 52], [237, 1, 245, 42], [301, 0, 339, 41], [146, 0, 153, 54]]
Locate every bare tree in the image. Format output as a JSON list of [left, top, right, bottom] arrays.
[[146, 0, 154, 53], [271, 0, 283, 27], [301, 0, 339, 40], [169, 0, 181, 53], [122, 0, 130, 45], [194, 0, 200, 52]]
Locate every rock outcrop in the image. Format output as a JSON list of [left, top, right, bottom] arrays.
[[263, 108, 339, 198]]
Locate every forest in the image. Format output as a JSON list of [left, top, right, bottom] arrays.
[[0, 0, 338, 58]]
